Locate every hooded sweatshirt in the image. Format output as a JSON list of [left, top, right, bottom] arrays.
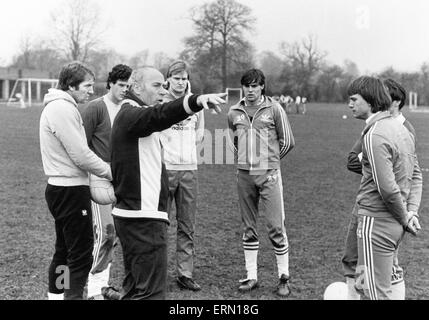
[[39, 88, 112, 186]]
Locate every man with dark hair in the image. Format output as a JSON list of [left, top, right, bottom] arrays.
[[346, 76, 422, 300], [227, 68, 295, 297], [110, 66, 225, 300], [80, 64, 132, 300], [39, 61, 112, 300], [342, 77, 421, 300], [160, 60, 204, 291]]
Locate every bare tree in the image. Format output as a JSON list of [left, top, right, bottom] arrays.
[[127, 50, 150, 70], [50, 0, 105, 63], [183, 0, 256, 90], [280, 35, 327, 96]]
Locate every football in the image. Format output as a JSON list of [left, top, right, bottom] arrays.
[[89, 174, 116, 205], [323, 281, 348, 300]]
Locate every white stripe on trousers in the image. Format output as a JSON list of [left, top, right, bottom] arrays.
[[362, 216, 377, 300], [91, 201, 103, 270]]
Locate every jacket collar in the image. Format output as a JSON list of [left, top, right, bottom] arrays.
[[122, 90, 146, 107], [362, 111, 391, 135], [230, 95, 275, 112]]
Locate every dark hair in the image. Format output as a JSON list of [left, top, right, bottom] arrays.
[[383, 78, 406, 110], [241, 69, 266, 95], [106, 64, 132, 90], [347, 76, 391, 113], [58, 61, 95, 91]]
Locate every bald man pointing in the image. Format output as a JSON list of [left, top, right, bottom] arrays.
[[110, 66, 225, 300]]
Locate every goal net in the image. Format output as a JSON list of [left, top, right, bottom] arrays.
[[6, 78, 58, 108]]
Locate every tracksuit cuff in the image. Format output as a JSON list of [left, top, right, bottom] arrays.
[[183, 94, 202, 114]]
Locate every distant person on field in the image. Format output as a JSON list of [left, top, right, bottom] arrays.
[[285, 95, 294, 113], [301, 97, 307, 114], [39, 61, 112, 300], [345, 76, 421, 300], [80, 64, 132, 300], [227, 68, 295, 297], [160, 60, 204, 292], [295, 95, 301, 114]]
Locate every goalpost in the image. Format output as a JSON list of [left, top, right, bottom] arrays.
[[226, 87, 243, 106], [409, 91, 418, 110], [6, 78, 58, 108]]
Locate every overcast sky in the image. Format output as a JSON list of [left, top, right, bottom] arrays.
[[0, 0, 428, 74]]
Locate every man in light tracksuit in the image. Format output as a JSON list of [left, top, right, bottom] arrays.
[[80, 64, 132, 300], [39, 61, 112, 300], [227, 69, 295, 297], [347, 76, 422, 300], [160, 60, 204, 291]]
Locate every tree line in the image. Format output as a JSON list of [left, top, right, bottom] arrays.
[[8, 0, 429, 105]]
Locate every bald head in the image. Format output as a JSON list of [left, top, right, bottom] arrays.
[[130, 66, 167, 106]]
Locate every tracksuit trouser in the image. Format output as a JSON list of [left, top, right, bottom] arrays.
[[114, 217, 168, 300], [45, 184, 94, 300], [88, 201, 116, 298], [355, 214, 405, 300], [237, 169, 289, 279], [166, 170, 197, 279]]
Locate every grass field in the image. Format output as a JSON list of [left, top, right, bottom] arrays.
[[0, 102, 428, 300]]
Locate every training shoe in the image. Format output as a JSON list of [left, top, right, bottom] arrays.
[[101, 286, 121, 300], [276, 274, 291, 297], [238, 279, 258, 292], [177, 276, 202, 291]]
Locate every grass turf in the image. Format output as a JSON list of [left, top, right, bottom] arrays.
[[0, 102, 428, 300]]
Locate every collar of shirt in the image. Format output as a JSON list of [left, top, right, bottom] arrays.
[[244, 96, 265, 108], [394, 112, 406, 124], [365, 111, 380, 124]]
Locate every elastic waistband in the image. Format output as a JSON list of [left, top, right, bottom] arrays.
[[112, 208, 169, 221], [48, 176, 89, 186]]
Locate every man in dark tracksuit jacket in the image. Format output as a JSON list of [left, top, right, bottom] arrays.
[[110, 66, 225, 300]]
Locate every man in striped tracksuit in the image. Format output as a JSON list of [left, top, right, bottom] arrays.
[[227, 69, 295, 297], [80, 64, 132, 300], [342, 78, 422, 300], [347, 76, 422, 300]]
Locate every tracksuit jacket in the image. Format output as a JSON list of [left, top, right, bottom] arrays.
[[39, 89, 112, 186], [80, 96, 113, 162], [347, 113, 417, 175], [356, 111, 422, 226], [110, 91, 202, 221], [227, 96, 295, 171]]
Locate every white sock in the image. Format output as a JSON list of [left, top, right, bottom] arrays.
[[48, 292, 64, 300], [87, 263, 111, 298], [275, 252, 290, 278], [244, 250, 258, 280], [390, 280, 405, 300], [346, 277, 361, 300]]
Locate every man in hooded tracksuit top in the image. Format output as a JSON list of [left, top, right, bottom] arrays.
[[39, 62, 112, 300], [227, 69, 295, 297], [342, 78, 421, 300], [110, 66, 225, 300], [346, 76, 422, 300]]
